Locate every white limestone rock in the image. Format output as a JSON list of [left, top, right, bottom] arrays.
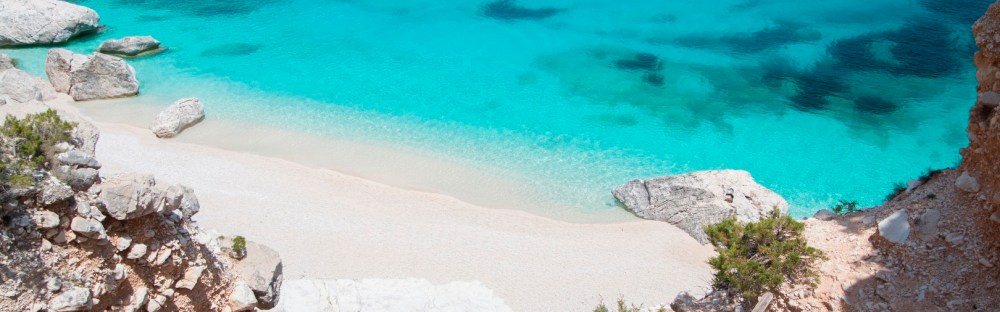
[[98, 36, 162, 56], [175, 265, 207, 290], [955, 171, 980, 193], [230, 281, 259, 312], [613, 170, 788, 244], [68, 53, 139, 101], [49, 287, 92, 311], [235, 241, 283, 308], [0, 68, 42, 103], [0, 0, 99, 47], [151, 98, 205, 138], [878, 210, 910, 244], [32, 211, 60, 229], [70, 217, 107, 240]]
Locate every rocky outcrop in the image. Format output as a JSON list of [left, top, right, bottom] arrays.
[[966, 5, 1000, 221], [151, 98, 205, 138], [274, 279, 513, 312], [45, 49, 139, 101], [613, 170, 788, 244], [0, 53, 14, 71], [98, 36, 163, 57], [0, 68, 43, 104], [0, 0, 99, 47], [235, 241, 283, 309], [68, 53, 140, 101], [97, 173, 193, 220]]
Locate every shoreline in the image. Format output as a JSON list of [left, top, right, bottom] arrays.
[[59, 100, 718, 310], [24, 81, 722, 308], [72, 97, 639, 223]]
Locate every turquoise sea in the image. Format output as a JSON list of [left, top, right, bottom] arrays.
[[3, 0, 991, 219]]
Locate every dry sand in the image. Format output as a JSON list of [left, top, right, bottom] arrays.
[[85, 118, 716, 311]]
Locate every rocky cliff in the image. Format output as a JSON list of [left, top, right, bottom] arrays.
[[967, 2, 1000, 227]]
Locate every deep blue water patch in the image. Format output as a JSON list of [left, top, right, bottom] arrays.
[[481, 0, 564, 21], [200, 43, 264, 57]]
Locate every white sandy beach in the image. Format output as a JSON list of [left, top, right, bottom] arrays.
[[6, 96, 718, 311]]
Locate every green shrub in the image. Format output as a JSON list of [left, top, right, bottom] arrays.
[[831, 200, 858, 215], [232, 236, 247, 255], [0, 110, 76, 190], [592, 297, 665, 312], [704, 208, 825, 304]]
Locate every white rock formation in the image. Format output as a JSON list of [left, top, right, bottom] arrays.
[[98, 36, 162, 56], [0, 0, 99, 47], [151, 98, 205, 138], [68, 53, 139, 101], [235, 241, 283, 308], [878, 210, 910, 244], [613, 170, 788, 244], [0, 68, 43, 103]]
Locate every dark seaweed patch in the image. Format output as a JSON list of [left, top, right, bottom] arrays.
[[481, 0, 563, 21], [919, 0, 993, 24], [114, 0, 275, 17], [854, 96, 898, 115], [615, 53, 662, 71], [200, 43, 263, 57], [675, 22, 821, 54], [643, 73, 665, 87]]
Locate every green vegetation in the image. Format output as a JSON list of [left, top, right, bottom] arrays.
[[593, 297, 666, 312], [704, 208, 825, 304], [232, 235, 247, 256], [831, 200, 858, 215], [0, 110, 76, 190]]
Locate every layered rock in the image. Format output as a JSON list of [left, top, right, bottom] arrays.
[[0, 0, 99, 47], [151, 98, 205, 138], [0, 53, 14, 71], [97, 173, 192, 220], [968, 3, 1000, 223], [613, 170, 788, 244], [98, 36, 163, 57], [45, 49, 139, 101]]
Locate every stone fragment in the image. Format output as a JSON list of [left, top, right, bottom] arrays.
[[70, 217, 107, 240], [146, 294, 166, 312], [57, 150, 101, 169], [32, 211, 60, 229], [116, 235, 133, 252], [878, 210, 910, 244], [175, 266, 207, 290], [97, 36, 162, 57], [229, 281, 258, 312], [127, 243, 148, 260], [980, 91, 1000, 108], [235, 241, 283, 308], [956, 171, 980, 193], [915, 209, 941, 240], [49, 287, 92, 311]]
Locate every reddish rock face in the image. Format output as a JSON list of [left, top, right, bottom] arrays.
[[966, 2, 1000, 213]]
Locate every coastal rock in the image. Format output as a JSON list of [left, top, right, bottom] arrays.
[[39, 180, 74, 206], [612, 170, 788, 244], [127, 243, 148, 260], [915, 208, 941, 240], [57, 150, 101, 169], [877, 210, 910, 244], [32, 211, 60, 229], [955, 172, 980, 193], [54, 166, 99, 191], [98, 36, 162, 57], [0, 68, 42, 103], [274, 278, 513, 312], [72, 119, 100, 154], [175, 265, 207, 290], [179, 185, 200, 218], [48, 287, 92, 311], [230, 281, 259, 312], [70, 217, 107, 240], [235, 241, 283, 308], [0, 53, 14, 71], [151, 98, 205, 138], [45, 48, 86, 93], [69, 53, 139, 101], [99, 173, 158, 220], [0, 0, 99, 47]]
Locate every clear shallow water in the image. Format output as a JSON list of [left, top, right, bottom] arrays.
[[3, 0, 988, 218]]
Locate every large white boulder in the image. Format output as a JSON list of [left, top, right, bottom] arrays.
[[68, 53, 139, 101], [151, 98, 205, 138], [98, 36, 162, 56], [0, 0, 99, 47], [0, 68, 42, 103], [613, 170, 788, 244], [45, 48, 87, 93], [235, 241, 283, 309]]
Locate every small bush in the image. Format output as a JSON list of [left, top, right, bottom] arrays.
[[0, 110, 76, 190], [232, 235, 247, 257], [592, 297, 665, 312], [831, 200, 858, 215], [704, 208, 825, 304]]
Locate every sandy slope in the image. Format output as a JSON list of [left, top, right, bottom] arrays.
[[89, 121, 715, 311]]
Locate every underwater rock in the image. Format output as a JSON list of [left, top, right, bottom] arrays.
[[482, 0, 563, 21], [615, 52, 662, 71]]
